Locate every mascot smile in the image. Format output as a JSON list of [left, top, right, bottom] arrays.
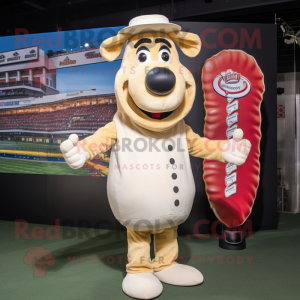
[[60, 15, 251, 299]]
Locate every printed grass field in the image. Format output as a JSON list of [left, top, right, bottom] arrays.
[[0, 141, 89, 176], [0, 141, 62, 153], [0, 158, 89, 176]]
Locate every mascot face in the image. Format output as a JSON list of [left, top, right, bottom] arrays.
[[100, 30, 201, 132]]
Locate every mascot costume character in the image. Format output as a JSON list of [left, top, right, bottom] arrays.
[[60, 15, 251, 299]]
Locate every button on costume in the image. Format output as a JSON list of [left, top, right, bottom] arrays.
[[61, 14, 251, 300]]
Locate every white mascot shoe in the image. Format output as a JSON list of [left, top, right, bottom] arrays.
[[122, 273, 163, 299], [154, 264, 204, 286]]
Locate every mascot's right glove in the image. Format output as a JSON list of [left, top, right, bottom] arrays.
[[60, 134, 88, 169]]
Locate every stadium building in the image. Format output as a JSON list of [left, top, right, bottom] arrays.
[[0, 89, 116, 143], [0, 43, 117, 98], [0, 45, 120, 176], [0, 90, 116, 176], [0, 46, 59, 98]]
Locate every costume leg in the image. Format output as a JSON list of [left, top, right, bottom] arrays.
[[152, 226, 178, 272], [126, 228, 153, 274], [122, 228, 163, 299], [153, 226, 204, 286]]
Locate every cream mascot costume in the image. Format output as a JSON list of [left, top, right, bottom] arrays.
[[60, 15, 251, 299]]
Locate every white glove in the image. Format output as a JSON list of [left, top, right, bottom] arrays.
[[60, 134, 88, 169], [222, 129, 251, 166]]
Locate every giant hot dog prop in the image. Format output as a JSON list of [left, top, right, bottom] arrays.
[[202, 50, 265, 228]]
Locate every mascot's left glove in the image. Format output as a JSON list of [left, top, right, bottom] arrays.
[[222, 129, 251, 166], [60, 134, 88, 169]]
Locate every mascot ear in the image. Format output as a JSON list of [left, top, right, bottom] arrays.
[[100, 33, 132, 62], [168, 31, 201, 57]]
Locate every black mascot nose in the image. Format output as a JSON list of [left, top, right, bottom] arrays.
[[146, 67, 176, 96]]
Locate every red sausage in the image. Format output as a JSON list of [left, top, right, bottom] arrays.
[[202, 50, 265, 228]]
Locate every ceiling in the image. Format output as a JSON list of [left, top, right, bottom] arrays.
[[0, 0, 299, 73]]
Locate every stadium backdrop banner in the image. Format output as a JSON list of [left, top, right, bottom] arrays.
[[0, 27, 125, 177], [0, 22, 277, 231]]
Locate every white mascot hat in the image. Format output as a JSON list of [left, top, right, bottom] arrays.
[[118, 14, 181, 35]]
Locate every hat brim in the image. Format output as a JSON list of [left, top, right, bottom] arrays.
[[118, 23, 181, 35]]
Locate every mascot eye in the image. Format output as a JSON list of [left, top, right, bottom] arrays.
[[139, 53, 147, 62], [161, 52, 169, 61], [158, 48, 171, 64], [136, 50, 151, 65]]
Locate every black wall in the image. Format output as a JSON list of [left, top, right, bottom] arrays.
[[0, 22, 277, 233]]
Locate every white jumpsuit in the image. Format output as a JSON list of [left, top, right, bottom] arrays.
[[107, 112, 196, 231]]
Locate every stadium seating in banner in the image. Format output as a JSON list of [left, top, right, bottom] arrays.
[[0, 103, 117, 132]]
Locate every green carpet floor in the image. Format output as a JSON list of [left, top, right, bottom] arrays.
[[0, 213, 299, 300]]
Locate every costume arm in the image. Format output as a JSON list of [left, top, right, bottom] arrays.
[[79, 121, 117, 160], [185, 124, 227, 162]]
